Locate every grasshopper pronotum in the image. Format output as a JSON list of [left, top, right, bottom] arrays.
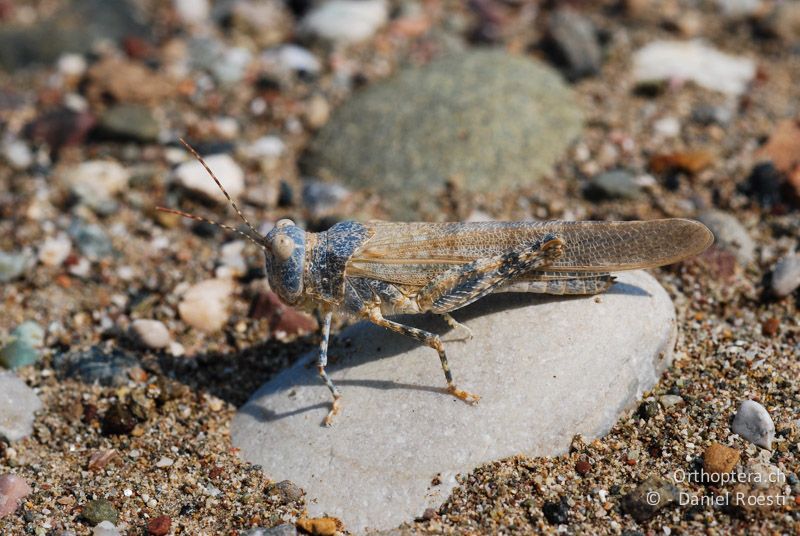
[[159, 141, 714, 425]]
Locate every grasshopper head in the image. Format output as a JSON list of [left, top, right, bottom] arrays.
[[264, 218, 306, 305]]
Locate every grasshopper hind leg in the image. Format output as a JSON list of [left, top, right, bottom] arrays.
[[440, 313, 473, 341], [367, 309, 481, 405]]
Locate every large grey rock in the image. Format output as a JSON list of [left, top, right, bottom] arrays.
[[232, 270, 676, 532], [0, 371, 42, 443], [303, 50, 582, 219]]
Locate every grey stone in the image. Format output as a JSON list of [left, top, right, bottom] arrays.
[[304, 50, 582, 219], [232, 270, 676, 532], [241, 524, 297, 536], [658, 394, 684, 409], [0, 371, 43, 443], [545, 8, 602, 81], [731, 400, 775, 449], [68, 221, 115, 261], [771, 253, 800, 297], [0, 251, 31, 283], [98, 104, 160, 142], [585, 170, 642, 200], [0, 0, 149, 70], [698, 210, 755, 265]]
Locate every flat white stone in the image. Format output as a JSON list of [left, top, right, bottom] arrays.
[[232, 271, 676, 532]]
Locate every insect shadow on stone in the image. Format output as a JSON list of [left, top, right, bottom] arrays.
[[158, 139, 714, 426]]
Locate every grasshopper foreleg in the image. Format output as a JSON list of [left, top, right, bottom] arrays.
[[316, 310, 341, 426]]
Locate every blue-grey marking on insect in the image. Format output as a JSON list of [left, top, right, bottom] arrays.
[[158, 140, 714, 426]]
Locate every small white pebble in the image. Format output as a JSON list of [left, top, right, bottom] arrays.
[[156, 456, 175, 468], [38, 233, 72, 267], [57, 53, 87, 77]]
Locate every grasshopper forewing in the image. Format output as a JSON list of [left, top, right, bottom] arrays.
[[159, 141, 714, 425]]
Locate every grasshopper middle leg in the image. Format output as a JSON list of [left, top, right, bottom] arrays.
[[367, 309, 480, 404]]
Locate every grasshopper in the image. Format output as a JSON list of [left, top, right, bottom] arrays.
[[160, 141, 714, 425]]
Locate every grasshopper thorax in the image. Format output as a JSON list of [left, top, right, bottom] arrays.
[[264, 219, 307, 305]]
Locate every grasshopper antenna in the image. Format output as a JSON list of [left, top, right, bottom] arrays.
[[155, 206, 266, 250], [155, 138, 268, 250]]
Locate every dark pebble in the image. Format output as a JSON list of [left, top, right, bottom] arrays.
[[82, 498, 119, 525], [743, 162, 785, 208], [542, 496, 570, 525], [55, 347, 140, 387], [544, 8, 602, 81], [584, 170, 641, 201], [23, 108, 96, 153], [101, 403, 137, 436], [637, 400, 660, 420], [98, 103, 160, 143], [68, 220, 115, 261]]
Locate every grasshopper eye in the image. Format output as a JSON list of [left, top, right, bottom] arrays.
[[273, 235, 295, 261], [276, 219, 294, 228]]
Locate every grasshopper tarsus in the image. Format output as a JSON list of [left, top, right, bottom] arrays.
[[167, 141, 714, 425]]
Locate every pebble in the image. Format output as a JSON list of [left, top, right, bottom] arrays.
[[156, 456, 175, 468], [653, 116, 681, 137], [173, 153, 244, 202], [300, 0, 388, 43], [242, 136, 286, 161], [717, 0, 761, 17], [174, 0, 210, 26], [217, 241, 247, 278], [658, 394, 684, 409], [242, 526, 297, 536], [584, 170, 642, 200], [305, 50, 582, 219], [542, 497, 570, 525], [698, 210, 755, 265], [295, 517, 340, 536], [226, 0, 293, 48], [146, 515, 172, 536], [621, 476, 678, 522], [2, 139, 33, 170], [269, 480, 304, 502], [54, 347, 141, 387], [130, 319, 172, 349], [633, 40, 756, 96], [744, 162, 784, 208], [101, 403, 138, 436], [249, 290, 317, 337], [37, 234, 71, 269], [302, 180, 350, 219], [0, 251, 31, 283], [98, 104, 160, 142], [770, 253, 800, 297], [731, 400, 775, 449], [703, 442, 740, 475], [0, 474, 33, 518], [68, 220, 115, 260], [82, 499, 119, 525], [0, 321, 45, 369], [0, 371, 43, 442], [233, 271, 676, 531], [57, 53, 87, 78], [211, 47, 253, 86], [691, 103, 733, 126], [62, 160, 130, 214], [92, 521, 121, 536], [178, 278, 235, 332], [263, 45, 321, 76], [544, 8, 602, 81]]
